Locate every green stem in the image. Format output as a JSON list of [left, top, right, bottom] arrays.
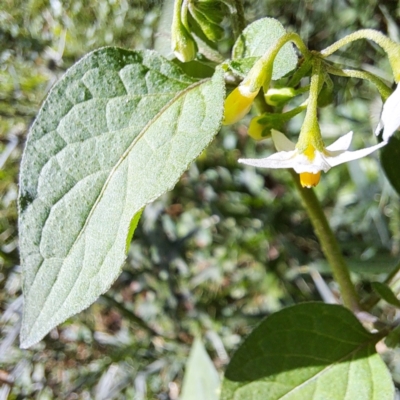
[[243, 32, 311, 92], [233, 0, 245, 37], [321, 29, 400, 82], [290, 170, 361, 311], [321, 29, 397, 57], [326, 65, 392, 100]]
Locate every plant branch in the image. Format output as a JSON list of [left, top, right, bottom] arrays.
[[321, 29, 398, 58], [290, 170, 361, 312]]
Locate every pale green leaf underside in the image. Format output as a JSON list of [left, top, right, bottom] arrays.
[[222, 303, 394, 400], [232, 17, 297, 80], [180, 338, 220, 400], [19, 47, 225, 348]]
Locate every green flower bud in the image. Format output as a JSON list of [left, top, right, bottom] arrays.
[[187, 1, 225, 42], [171, 21, 197, 62], [248, 115, 274, 140], [264, 87, 297, 107], [171, 0, 197, 62]]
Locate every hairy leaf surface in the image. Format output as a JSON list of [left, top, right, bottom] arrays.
[[19, 47, 225, 348]]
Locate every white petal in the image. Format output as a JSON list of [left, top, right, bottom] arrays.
[[271, 129, 296, 151], [375, 84, 400, 141], [239, 151, 330, 174], [325, 140, 387, 167], [325, 131, 353, 152], [239, 150, 298, 169], [290, 151, 331, 174]]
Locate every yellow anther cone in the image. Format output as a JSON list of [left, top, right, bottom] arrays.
[[300, 171, 321, 188]]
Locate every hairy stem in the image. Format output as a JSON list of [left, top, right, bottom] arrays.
[[243, 32, 310, 92], [290, 171, 361, 311], [321, 29, 397, 57], [321, 29, 400, 81]]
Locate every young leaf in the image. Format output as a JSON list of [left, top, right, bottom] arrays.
[[221, 303, 394, 400], [19, 48, 225, 348], [180, 338, 220, 400], [231, 17, 298, 80], [371, 282, 400, 308]]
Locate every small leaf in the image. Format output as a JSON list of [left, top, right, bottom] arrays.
[[385, 324, 400, 348], [181, 338, 220, 400], [221, 303, 394, 400], [380, 134, 400, 196], [371, 282, 400, 308], [231, 17, 298, 80], [19, 48, 225, 348]]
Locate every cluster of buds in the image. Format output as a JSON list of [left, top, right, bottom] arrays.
[[223, 30, 400, 188], [171, 0, 226, 62]]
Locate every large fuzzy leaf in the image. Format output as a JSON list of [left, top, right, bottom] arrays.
[[19, 47, 225, 348]]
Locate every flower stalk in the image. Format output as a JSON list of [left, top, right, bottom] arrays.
[[321, 29, 400, 82], [296, 58, 324, 153], [290, 170, 361, 312], [243, 32, 310, 93]]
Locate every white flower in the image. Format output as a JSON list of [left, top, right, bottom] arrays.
[[239, 130, 387, 188], [375, 84, 400, 142]]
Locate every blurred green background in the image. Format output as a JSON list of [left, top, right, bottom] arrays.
[[1, 0, 400, 398]]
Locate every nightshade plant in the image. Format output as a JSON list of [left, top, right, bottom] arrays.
[[18, 1, 400, 398]]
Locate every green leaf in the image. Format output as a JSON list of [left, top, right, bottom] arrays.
[[380, 134, 400, 196], [231, 17, 298, 80], [221, 303, 394, 400], [181, 338, 220, 400], [385, 324, 400, 348], [310, 255, 397, 275], [189, 5, 224, 42], [18, 47, 225, 348], [371, 282, 400, 308]]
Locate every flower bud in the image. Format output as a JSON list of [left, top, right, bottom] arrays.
[[171, 23, 197, 62], [223, 86, 259, 125], [264, 87, 296, 107], [248, 115, 279, 140]]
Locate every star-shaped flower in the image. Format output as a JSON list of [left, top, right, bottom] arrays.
[[239, 130, 387, 188], [375, 84, 400, 141]]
